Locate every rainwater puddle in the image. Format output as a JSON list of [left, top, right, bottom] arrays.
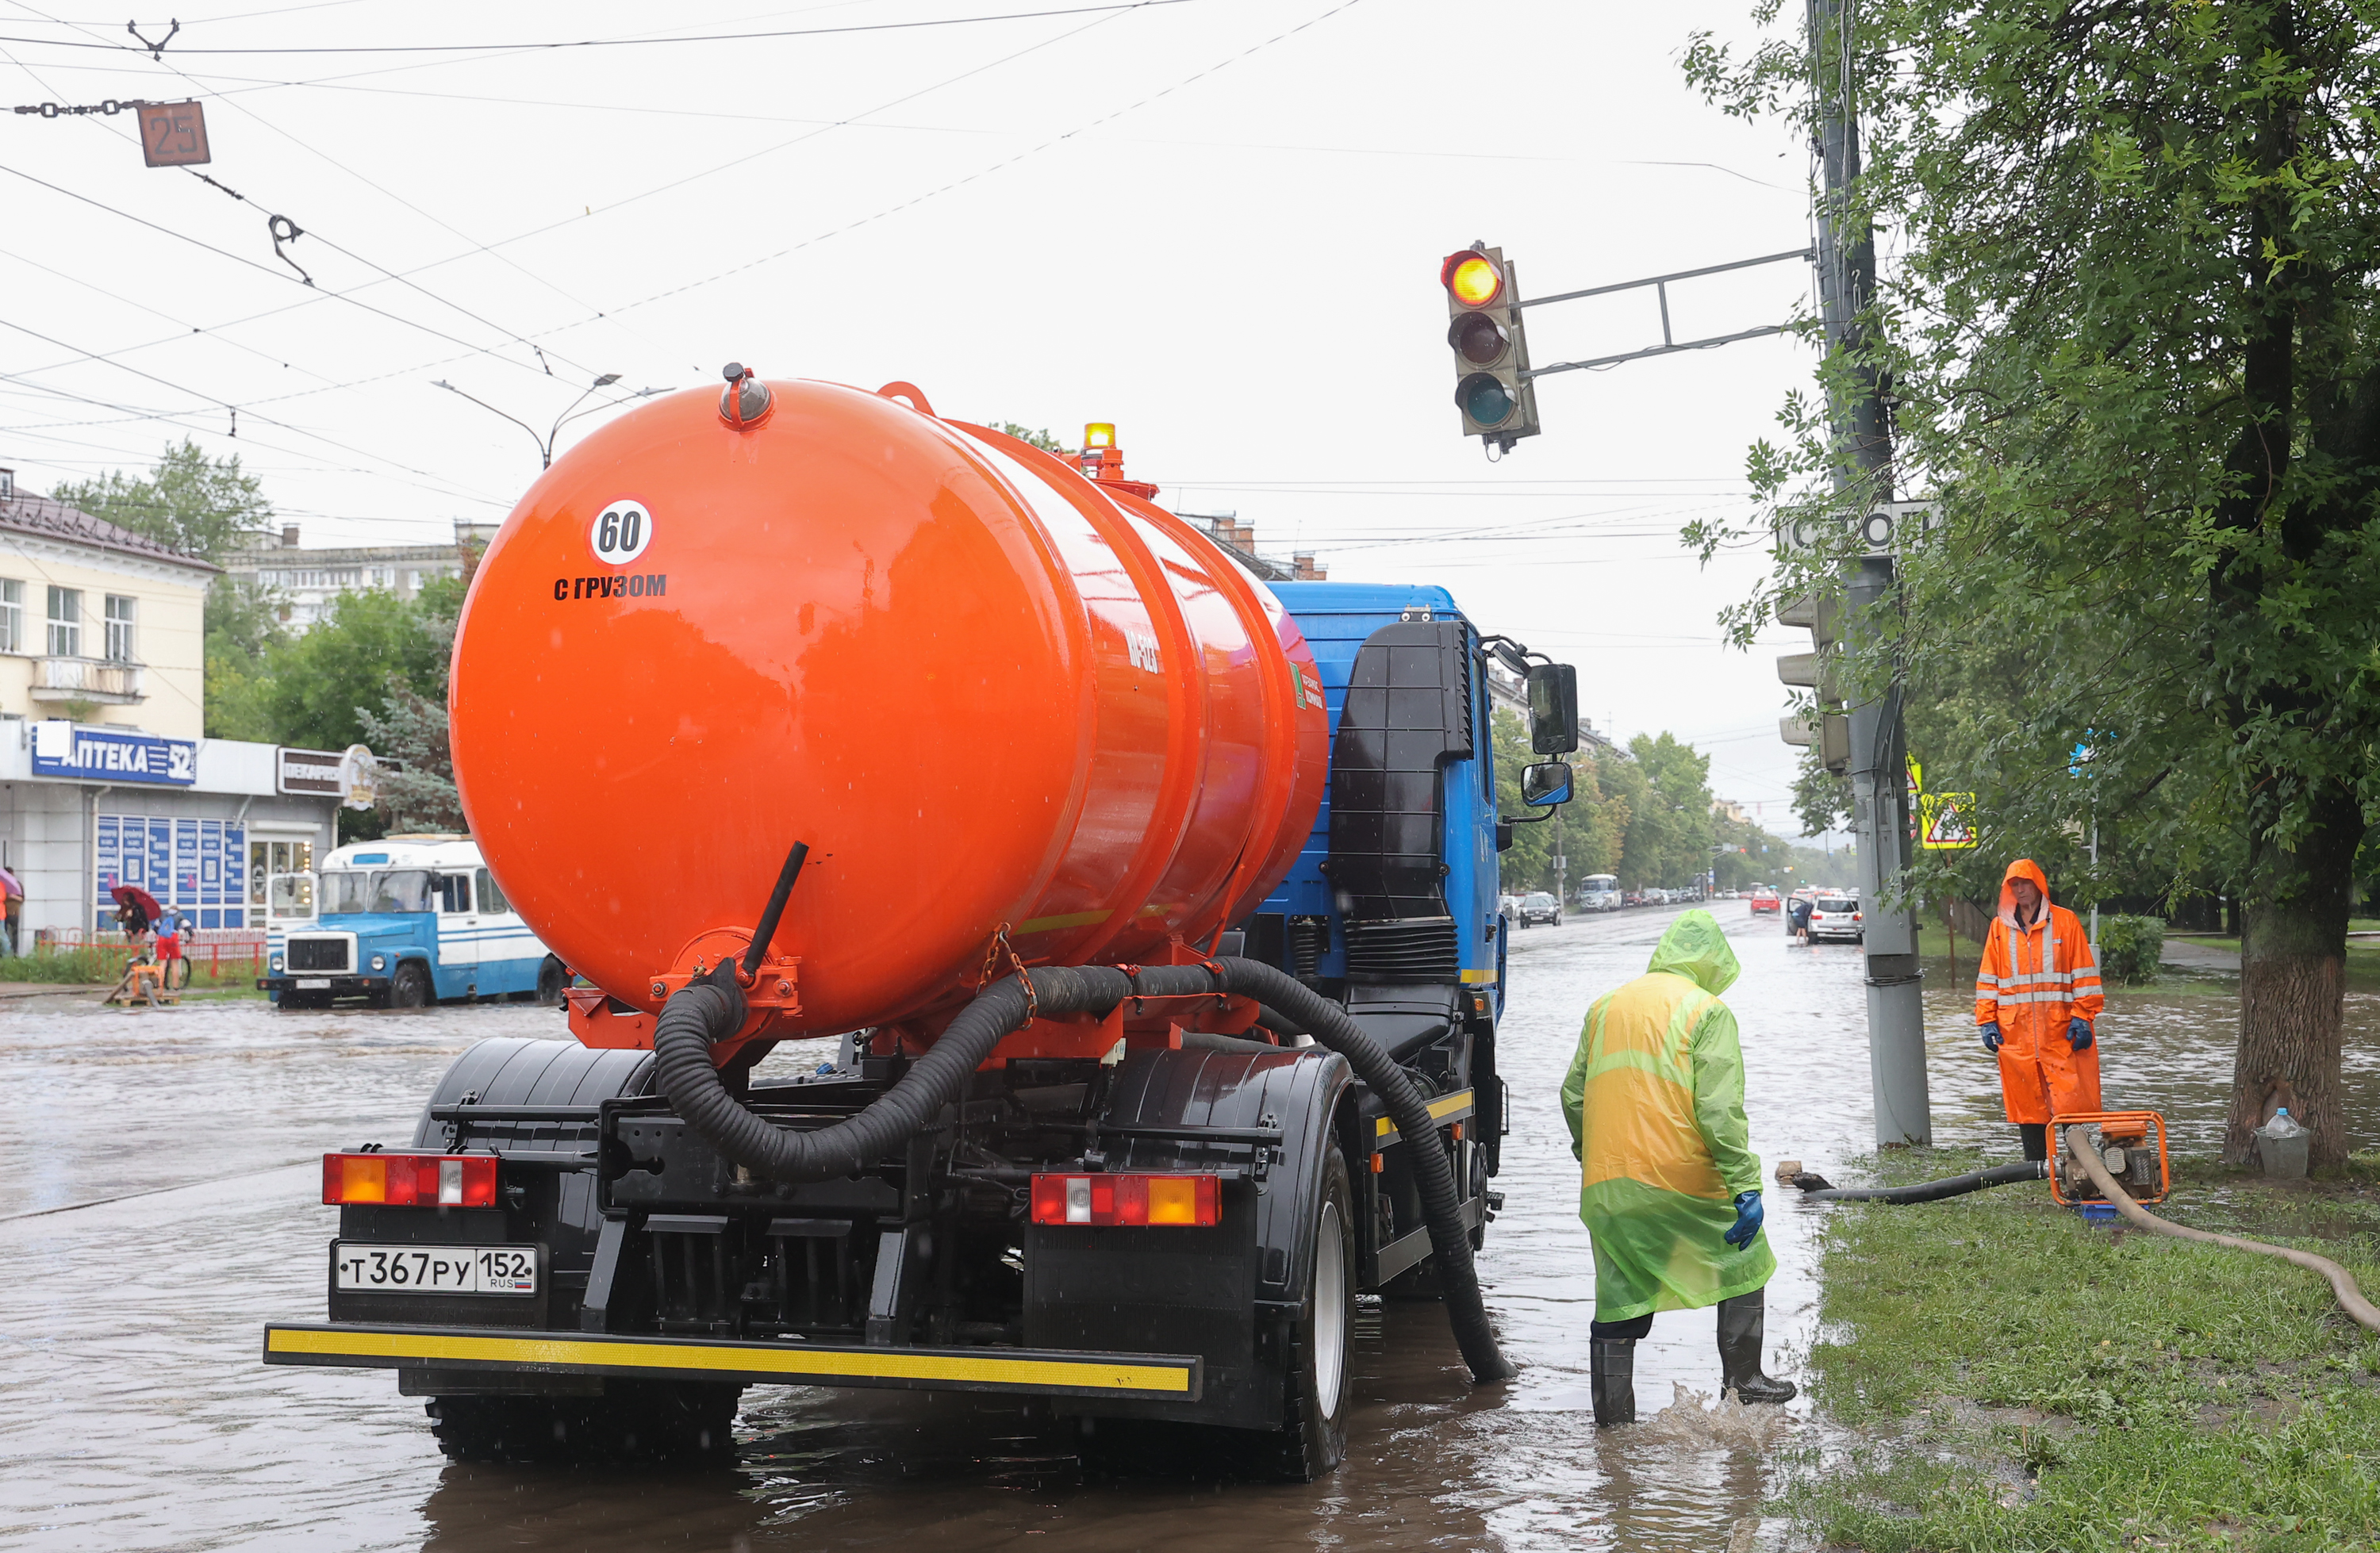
[[3, 909, 2352, 1551]]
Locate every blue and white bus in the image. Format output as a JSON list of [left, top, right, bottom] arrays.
[[260, 835, 566, 1010]]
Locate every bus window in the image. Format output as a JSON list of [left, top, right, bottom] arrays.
[[476, 868, 509, 916], [434, 873, 474, 915]]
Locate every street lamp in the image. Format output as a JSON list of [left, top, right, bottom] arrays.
[[433, 372, 639, 469]]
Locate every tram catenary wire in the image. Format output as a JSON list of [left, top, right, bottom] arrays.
[[0, 1, 1209, 55]]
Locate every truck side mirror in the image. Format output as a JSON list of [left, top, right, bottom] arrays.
[[1520, 761, 1572, 807], [1527, 663, 1579, 754]]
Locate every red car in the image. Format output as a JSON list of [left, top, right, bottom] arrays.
[[1748, 886, 1780, 915]]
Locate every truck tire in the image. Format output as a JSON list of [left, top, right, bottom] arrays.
[[1269, 1141, 1353, 1481], [534, 956, 569, 1006], [389, 962, 432, 1010], [424, 1381, 742, 1463]]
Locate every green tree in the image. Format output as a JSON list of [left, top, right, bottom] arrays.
[[1620, 732, 1717, 890], [257, 589, 447, 754], [992, 422, 1068, 453], [1687, 0, 2380, 1165], [54, 441, 287, 737], [52, 439, 271, 561], [357, 685, 465, 833]]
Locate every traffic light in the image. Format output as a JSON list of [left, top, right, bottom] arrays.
[[1777, 589, 1850, 774], [1441, 243, 1540, 451]]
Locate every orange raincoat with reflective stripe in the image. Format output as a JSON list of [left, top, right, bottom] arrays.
[[1973, 858, 2104, 1124]]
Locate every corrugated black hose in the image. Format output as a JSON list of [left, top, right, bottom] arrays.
[[649, 953, 1515, 1385], [1790, 1160, 2047, 1202], [1127, 957, 1516, 1385], [653, 961, 1132, 1185]]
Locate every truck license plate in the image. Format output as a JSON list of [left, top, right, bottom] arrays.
[[333, 1244, 537, 1295], [294, 978, 331, 989]]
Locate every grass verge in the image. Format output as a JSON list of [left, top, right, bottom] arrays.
[[0, 947, 263, 991], [1780, 1147, 2380, 1550]]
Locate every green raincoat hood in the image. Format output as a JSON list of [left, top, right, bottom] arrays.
[[1647, 909, 1740, 995]]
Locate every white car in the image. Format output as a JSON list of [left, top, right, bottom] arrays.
[[1807, 893, 1864, 943]]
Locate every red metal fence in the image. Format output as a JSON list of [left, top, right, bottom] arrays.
[[33, 928, 269, 976]]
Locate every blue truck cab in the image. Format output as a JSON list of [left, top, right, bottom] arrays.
[[1235, 581, 1576, 1248], [261, 834, 566, 1010]]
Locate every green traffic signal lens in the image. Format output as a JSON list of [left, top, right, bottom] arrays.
[[1448, 311, 1511, 367], [1457, 372, 1516, 428]]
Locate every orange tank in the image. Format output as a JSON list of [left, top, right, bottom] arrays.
[[448, 378, 1329, 1039]]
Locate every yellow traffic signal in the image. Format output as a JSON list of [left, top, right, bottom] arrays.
[[1440, 243, 1540, 451], [1444, 251, 1505, 309]]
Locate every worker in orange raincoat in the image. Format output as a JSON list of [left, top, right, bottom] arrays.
[[1975, 858, 2104, 1161]]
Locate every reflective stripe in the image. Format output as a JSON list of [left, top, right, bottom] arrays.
[[263, 1324, 1197, 1396]]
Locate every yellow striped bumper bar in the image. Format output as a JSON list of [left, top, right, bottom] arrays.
[[263, 1323, 1200, 1399], [1372, 1087, 1475, 1148]]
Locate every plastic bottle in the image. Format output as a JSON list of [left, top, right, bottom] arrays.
[[2260, 1107, 2306, 1139], [2255, 1106, 2310, 1179]]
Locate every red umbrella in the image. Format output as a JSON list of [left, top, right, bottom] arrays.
[[110, 884, 163, 928]]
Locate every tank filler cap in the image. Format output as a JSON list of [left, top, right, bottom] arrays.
[[719, 362, 773, 428]]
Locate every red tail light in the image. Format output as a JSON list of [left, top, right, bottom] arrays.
[[1030, 1172, 1222, 1227], [322, 1152, 497, 1207], [1853, 912, 1863, 922]]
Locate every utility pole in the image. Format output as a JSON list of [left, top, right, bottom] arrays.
[[1810, 0, 1929, 1145]]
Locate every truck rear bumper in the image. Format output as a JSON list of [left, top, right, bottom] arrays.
[[262, 1321, 1202, 1401]]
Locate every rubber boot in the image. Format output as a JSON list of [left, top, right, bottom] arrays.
[[1715, 1290, 1797, 1405], [1590, 1337, 1637, 1427]]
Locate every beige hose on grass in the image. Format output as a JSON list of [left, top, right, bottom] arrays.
[[2059, 1124, 2380, 1335]]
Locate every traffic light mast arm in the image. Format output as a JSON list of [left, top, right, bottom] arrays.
[[1511, 247, 1813, 381], [1524, 322, 1797, 382], [1510, 246, 1813, 313]]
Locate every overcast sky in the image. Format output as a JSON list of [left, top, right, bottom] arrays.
[[0, 0, 1829, 834]]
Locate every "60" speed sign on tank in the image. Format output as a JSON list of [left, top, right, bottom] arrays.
[[590, 500, 652, 566]]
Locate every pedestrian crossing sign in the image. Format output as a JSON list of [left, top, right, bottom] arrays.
[[1906, 756, 1978, 850]]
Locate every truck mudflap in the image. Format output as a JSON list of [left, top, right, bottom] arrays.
[[262, 1322, 1201, 1401]]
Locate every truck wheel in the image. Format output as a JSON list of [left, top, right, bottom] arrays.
[[535, 956, 569, 1006], [1269, 1141, 1353, 1481], [389, 962, 432, 1010], [425, 1381, 741, 1463]]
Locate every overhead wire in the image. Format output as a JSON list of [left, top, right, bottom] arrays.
[[0, 0, 1209, 54], [11, 2, 694, 368], [0, 0, 1206, 416], [537, 0, 1372, 330], [3, 2, 615, 384]]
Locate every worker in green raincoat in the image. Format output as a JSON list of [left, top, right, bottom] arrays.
[[1561, 909, 1795, 1425]]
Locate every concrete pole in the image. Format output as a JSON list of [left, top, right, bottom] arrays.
[[1811, 0, 1930, 1146]]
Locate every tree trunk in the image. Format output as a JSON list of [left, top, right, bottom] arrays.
[[2224, 780, 2363, 1169]]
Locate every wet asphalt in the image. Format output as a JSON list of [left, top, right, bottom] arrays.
[[2, 903, 2368, 1551]]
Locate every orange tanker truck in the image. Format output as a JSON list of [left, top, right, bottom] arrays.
[[263, 370, 1580, 1479]]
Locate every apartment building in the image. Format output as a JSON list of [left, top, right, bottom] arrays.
[[221, 520, 496, 629]]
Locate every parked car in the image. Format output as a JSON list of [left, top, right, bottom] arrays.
[[1518, 891, 1562, 926], [1748, 885, 1780, 916], [1807, 892, 1864, 943]]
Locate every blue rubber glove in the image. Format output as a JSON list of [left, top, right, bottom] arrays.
[[2068, 1018, 2094, 1052], [1723, 1190, 1764, 1250], [1979, 1022, 2002, 1054]]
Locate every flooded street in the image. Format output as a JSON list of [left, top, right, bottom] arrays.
[[4, 906, 2372, 1551]]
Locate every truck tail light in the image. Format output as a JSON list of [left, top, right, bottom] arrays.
[[1029, 1172, 1221, 1227], [322, 1152, 497, 1207]]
